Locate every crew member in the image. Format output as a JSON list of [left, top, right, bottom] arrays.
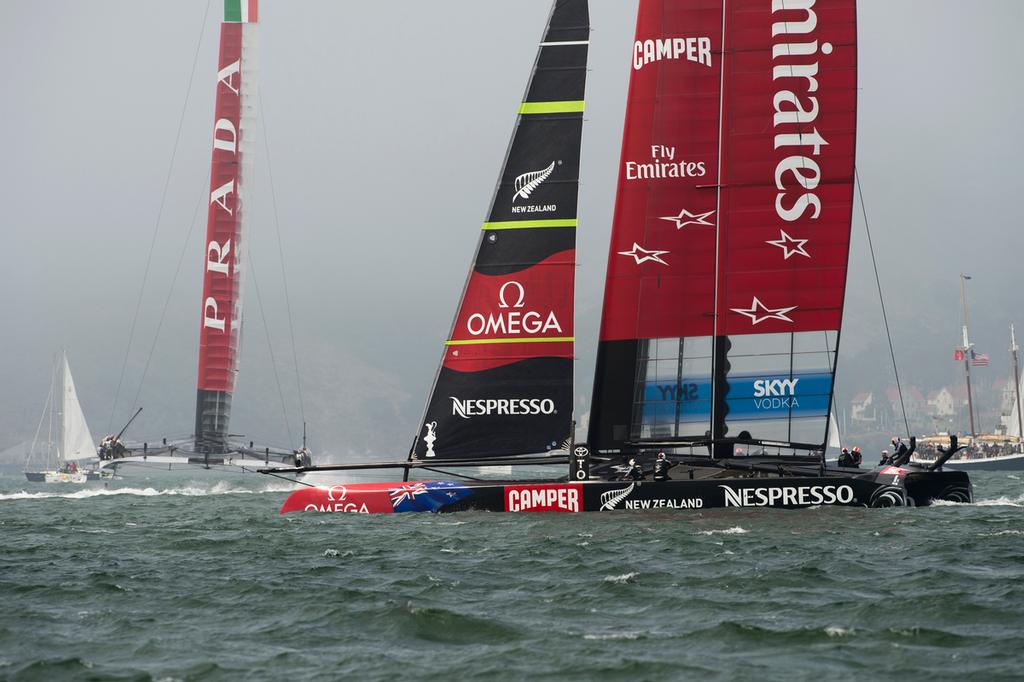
[[878, 449, 890, 466], [838, 447, 853, 467], [653, 451, 674, 482], [850, 446, 862, 468], [892, 438, 909, 463], [293, 447, 312, 468], [627, 458, 644, 481]]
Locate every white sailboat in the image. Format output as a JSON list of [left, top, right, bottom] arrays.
[[24, 352, 113, 483]]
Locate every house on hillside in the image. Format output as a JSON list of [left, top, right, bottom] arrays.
[[927, 387, 956, 419], [886, 385, 928, 432], [886, 386, 926, 416]]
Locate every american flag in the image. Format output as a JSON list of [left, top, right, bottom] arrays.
[[971, 350, 990, 367]]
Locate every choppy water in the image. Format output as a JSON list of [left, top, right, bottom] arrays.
[[1, 470, 1022, 681]]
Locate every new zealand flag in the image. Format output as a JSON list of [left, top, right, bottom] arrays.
[[388, 481, 472, 513]]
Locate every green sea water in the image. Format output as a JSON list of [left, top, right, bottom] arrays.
[[1, 470, 1022, 681]]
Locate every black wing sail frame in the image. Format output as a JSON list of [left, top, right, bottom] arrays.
[[410, 0, 590, 462]]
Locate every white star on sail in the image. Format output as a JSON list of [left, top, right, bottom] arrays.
[[618, 242, 669, 266], [766, 230, 810, 259], [659, 208, 716, 229], [730, 297, 797, 325]]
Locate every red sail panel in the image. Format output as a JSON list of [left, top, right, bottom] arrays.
[[589, 0, 856, 453], [196, 22, 252, 393], [716, 0, 857, 337], [443, 250, 575, 374], [598, 2, 723, 343]]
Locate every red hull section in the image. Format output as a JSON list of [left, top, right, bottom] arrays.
[[281, 483, 398, 515]]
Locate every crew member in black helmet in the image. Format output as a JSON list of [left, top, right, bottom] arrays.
[[653, 451, 674, 481], [626, 458, 644, 481]]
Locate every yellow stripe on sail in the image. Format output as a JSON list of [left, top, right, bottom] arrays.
[[518, 101, 585, 115], [445, 337, 574, 346], [482, 219, 577, 231]]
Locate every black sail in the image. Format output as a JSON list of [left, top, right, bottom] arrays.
[[410, 0, 589, 461]]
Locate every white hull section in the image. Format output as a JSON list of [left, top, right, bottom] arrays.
[[98, 455, 289, 479], [42, 471, 86, 484], [911, 452, 1024, 471], [24, 470, 115, 484]]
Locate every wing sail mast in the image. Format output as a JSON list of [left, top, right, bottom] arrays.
[[194, 0, 259, 452]]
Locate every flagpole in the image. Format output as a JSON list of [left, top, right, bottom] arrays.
[[960, 273, 977, 438], [1012, 324, 1023, 452]]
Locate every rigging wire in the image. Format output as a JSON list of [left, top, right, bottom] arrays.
[[107, 0, 214, 432], [856, 167, 911, 438], [27, 356, 57, 470], [247, 251, 296, 447], [257, 93, 307, 428], [129, 182, 207, 412]]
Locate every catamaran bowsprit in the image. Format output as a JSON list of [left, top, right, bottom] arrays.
[[265, 0, 972, 513]]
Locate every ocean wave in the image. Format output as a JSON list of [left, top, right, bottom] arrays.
[[582, 631, 642, 640], [697, 526, 749, 535], [825, 626, 854, 637], [0, 481, 296, 501], [933, 495, 1024, 507], [603, 572, 639, 584]]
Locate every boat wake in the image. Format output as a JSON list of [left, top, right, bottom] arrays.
[[603, 572, 639, 584], [0, 481, 298, 501], [697, 526, 750, 536], [932, 494, 1024, 508]]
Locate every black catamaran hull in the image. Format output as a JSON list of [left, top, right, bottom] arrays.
[[279, 468, 972, 514]]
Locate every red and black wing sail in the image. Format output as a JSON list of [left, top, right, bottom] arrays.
[[411, 0, 589, 461], [589, 0, 857, 455], [194, 1, 259, 452]]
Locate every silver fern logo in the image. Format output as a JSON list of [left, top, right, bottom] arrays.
[[513, 161, 556, 202], [599, 482, 636, 511]]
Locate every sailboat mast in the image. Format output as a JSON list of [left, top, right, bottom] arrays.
[[46, 355, 56, 469], [194, 0, 259, 453], [1011, 324, 1023, 452], [960, 273, 976, 437], [58, 351, 68, 466]]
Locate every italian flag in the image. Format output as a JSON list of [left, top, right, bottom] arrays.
[[224, 0, 258, 23]]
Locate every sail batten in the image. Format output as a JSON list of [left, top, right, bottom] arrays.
[[411, 0, 590, 461]]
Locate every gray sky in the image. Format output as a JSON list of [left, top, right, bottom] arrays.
[[2, 1, 1023, 455]]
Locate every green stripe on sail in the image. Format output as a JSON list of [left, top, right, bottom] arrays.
[[519, 101, 585, 115], [482, 219, 577, 231], [445, 337, 574, 347], [224, 0, 242, 22]]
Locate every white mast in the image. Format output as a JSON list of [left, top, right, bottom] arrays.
[[960, 274, 977, 437], [1011, 325, 1024, 451]]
